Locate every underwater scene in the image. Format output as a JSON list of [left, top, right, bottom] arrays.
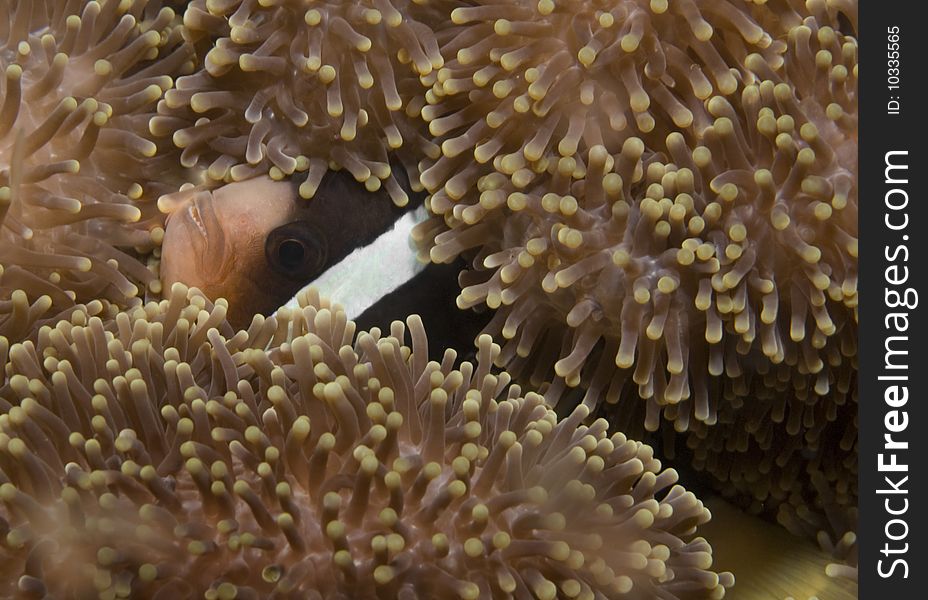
[[0, 1, 857, 598]]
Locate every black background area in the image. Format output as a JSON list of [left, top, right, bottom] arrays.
[[860, 1, 928, 595]]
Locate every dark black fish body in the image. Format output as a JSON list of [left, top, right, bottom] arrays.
[[355, 259, 491, 363]]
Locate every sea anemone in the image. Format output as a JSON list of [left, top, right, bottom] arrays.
[[153, 0, 445, 206], [416, 0, 858, 414], [0, 284, 731, 598], [411, 0, 857, 549], [0, 0, 193, 342], [0, 1, 859, 595], [416, 0, 785, 197]]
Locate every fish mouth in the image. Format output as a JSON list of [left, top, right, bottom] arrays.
[[164, 188, 227, 283], [161, 188, 212, 245], [188, 189, 229, 284], [188, 196, 209, 241]]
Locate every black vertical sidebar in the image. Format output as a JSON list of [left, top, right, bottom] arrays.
[[860, 1, 928, 596]]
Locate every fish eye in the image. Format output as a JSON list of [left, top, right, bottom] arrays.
[[277, 239, 307, 269], [266, 221, 327, 278]]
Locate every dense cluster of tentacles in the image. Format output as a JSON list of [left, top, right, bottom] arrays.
[[0, 0, 193, 342], [153, 0, 446, 205], [410, 0, 858, 572], [0, 285, 732, 599]]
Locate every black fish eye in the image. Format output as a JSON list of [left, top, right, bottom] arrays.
[[266, 221, 327, 278], [277, 239, 306, 269]]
